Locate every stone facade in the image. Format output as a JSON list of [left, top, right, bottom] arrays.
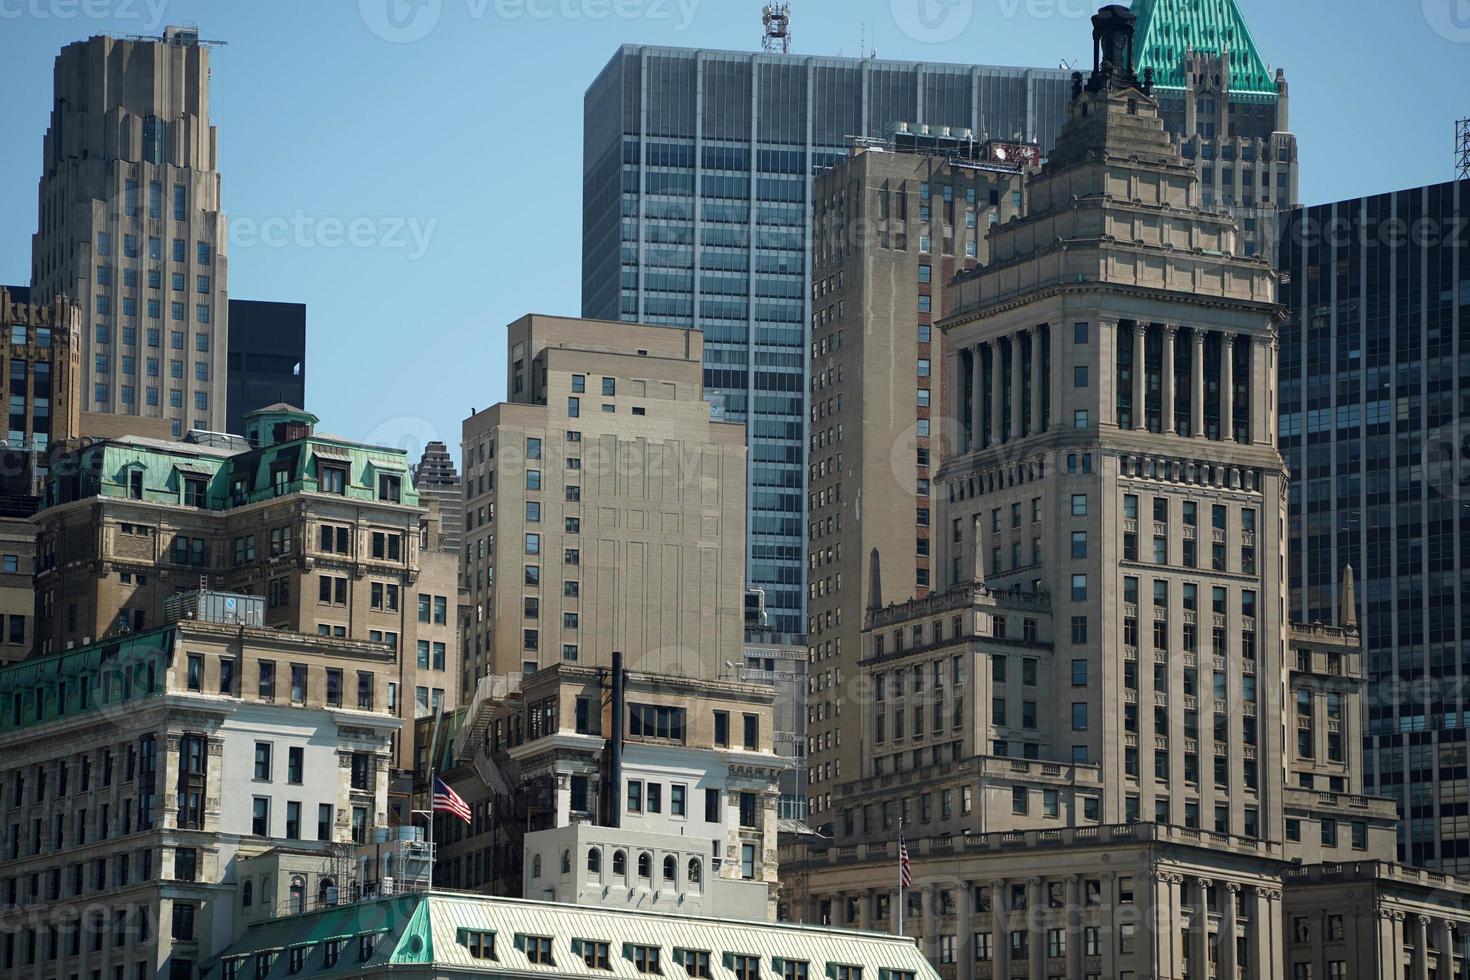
[[432, 664, 782, 919], [30, 28, 229, 435], [30, 405, 458, 770], [803, 136, 1031, 829], [0, 622, 396, 980], [460, 315, 746, 682], [783, 7, 1470, 978]]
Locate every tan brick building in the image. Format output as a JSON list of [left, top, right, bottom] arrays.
[[461, 315, 746, 681], [804, 139, 1030, 828]]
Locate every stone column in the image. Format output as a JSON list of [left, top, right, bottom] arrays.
[[1101, 872, 1119, 978], [1190, 328, 1205, 438], [1414, 915, 1431, 980], [1219, 883, 1239, 980], [989, 341, 1004, 448], [1049, 327, 1065, 432], [859, 889, 873, 931], [1191, 879, 1211, 980], [1028, 878, 1045, 980], [1131, 321, 1147, 431], [1220, 332, 1236, 443], [1436, 918, 1459, 980], [956, 880, 975, 980], [1029, 326, 1044, 436], [1154, 873, 1184, 980], [1161, 325, 1178, 435], [922, 885, 939, 962], [1248, 888, 1283, 979], [1066, 874, 1084, 980], [970, 346, 985, 453], [1010, 334, 1025, 441], [991, 879, 1010, 980]]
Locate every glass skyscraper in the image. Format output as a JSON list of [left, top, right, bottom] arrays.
[[582, 45, 1071, 632], [1278, 178, 1470, 870]]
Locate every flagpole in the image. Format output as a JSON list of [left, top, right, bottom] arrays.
[[426, 707, 442, 889], [896, 814, 904, 937]]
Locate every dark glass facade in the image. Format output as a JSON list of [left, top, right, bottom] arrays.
[[583, 45, 1071, 632], [1278, 179, 1470, 870], [226, 299, 306, 436]]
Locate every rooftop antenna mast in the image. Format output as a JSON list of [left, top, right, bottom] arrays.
[[762, 3, 791, 54], [1457, 118, 1470, 181]]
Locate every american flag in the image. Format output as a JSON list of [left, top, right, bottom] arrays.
[[433, 777, 471, 823], [899, 835, 912, 888]]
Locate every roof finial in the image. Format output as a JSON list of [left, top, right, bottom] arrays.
[[1340, 564, 1357, 631], [867, 548, 883, 614]]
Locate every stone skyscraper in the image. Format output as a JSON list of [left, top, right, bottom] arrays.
[[460, 315, 747, 683], [803, 136, 1031, 825], [30, 26, 229, 436], [785, 9, 1470, 977], [582, 45, 1073, 634]]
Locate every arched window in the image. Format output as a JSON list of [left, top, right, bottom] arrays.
[[612, 850, 627, 876], [687, 859, 702, 887], [637, 852, 651, 880], [561, 850, 572, 875], [242, 880, 253, 908], [261, 875, 273, 913], [531, 854, 542, 878], [662, 855, 676, 883], [318, 877, 336, 907], [289, 876, 305, 915], [587, 848, 602, 875]]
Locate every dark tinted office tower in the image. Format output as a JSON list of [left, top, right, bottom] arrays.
[[226, 299, 305, 435], [583, 45, 1071, 631], [1133, 0, 1297, 262], [1278, 179, 1470, 870]]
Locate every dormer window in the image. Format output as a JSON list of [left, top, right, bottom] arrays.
[[183, 476, 207, 508], [320, 465, 347, 495], [378, 474, 401, 503], [127, 470, 144, 500]]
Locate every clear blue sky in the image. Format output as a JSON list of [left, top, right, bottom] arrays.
[[0, 0, 1464, 456]]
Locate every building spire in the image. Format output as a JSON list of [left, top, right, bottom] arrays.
[[1340, 564, 1357, 631], [867, 548, 883, 614]]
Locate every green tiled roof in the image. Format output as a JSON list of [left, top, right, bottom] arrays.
[[0, 627, 174, 733], [208, 892, 940, 980], [1132, 0, 1277, 96]]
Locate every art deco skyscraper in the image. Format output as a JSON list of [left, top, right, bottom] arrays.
[[30, 26, 228, 436]]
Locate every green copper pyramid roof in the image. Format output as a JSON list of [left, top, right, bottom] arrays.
[[1132, 0, 1277, 97]]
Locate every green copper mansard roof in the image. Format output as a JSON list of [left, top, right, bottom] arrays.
[[1131, 0, 1277, 97]]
